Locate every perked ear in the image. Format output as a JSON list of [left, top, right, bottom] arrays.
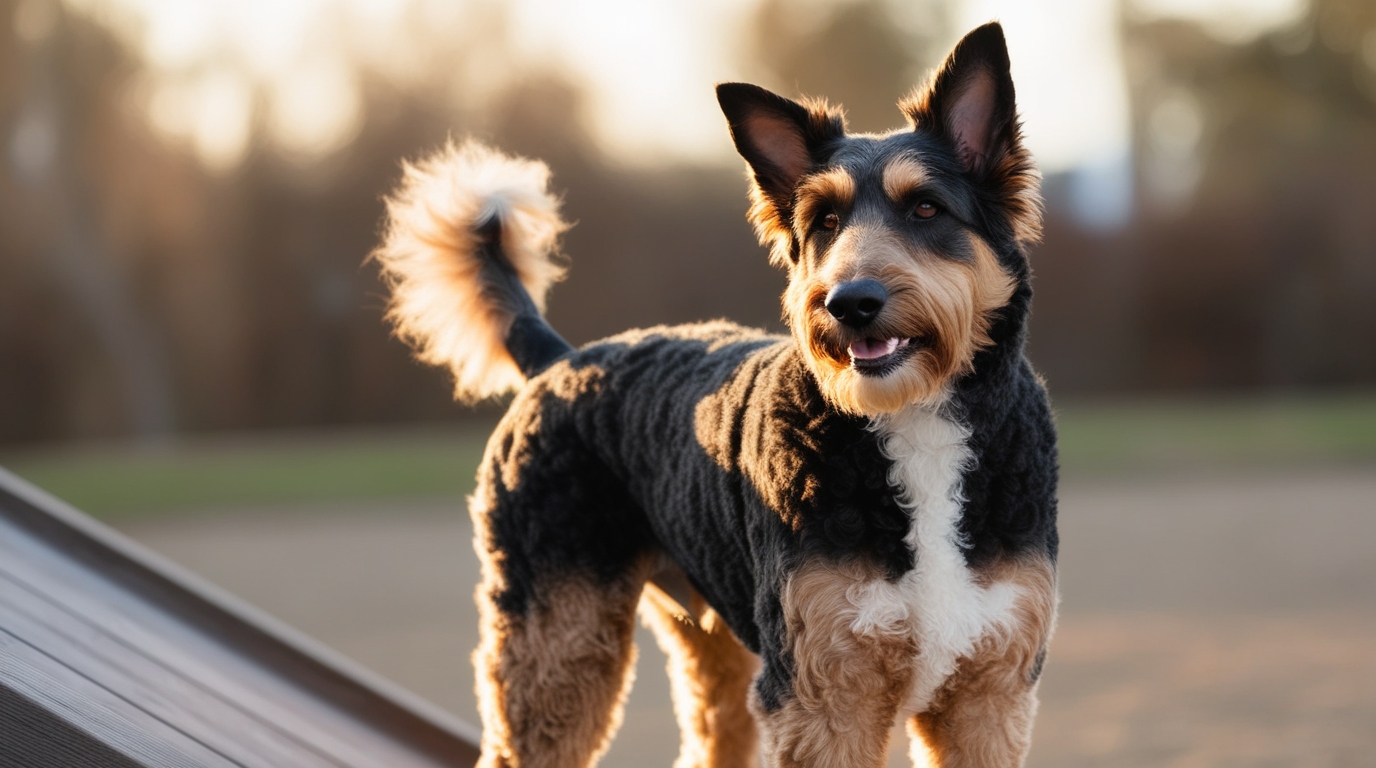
[[717, 83, 844, 205], [902, 22, 1018, 174], [901, 23, 1042, 243], [718, 83, 846, 263]]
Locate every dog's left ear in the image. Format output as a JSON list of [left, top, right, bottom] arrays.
[[901, 23, 1041, 243], [717, 83, 844, 205], [718, 83, 846, 264]]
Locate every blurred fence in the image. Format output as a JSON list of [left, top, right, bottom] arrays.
[[2, 0, 1374, 446]]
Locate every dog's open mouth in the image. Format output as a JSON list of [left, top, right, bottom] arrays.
[[848, 336, 923, 375]]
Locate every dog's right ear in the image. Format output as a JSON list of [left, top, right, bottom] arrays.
[[717, 83, 845, 264], [900, 23, 1042, 245]]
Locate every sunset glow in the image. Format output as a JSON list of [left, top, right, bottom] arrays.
[[63, 0, 1310, 173]]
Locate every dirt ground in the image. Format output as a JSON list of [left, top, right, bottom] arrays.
[[120, 468, 1376, 767]]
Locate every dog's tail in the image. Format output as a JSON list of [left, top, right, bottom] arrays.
[[372, 140, 574, 402]]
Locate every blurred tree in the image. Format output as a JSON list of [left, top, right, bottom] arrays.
[[745, 0, 948, 132], [1120, 0, 1376, 390], [3, 0, 175, 440], [0, 0, 776, 444], [5, 0, 1376, 446]]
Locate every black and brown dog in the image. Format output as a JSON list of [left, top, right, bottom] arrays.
[[373, 22, 1057, 768]]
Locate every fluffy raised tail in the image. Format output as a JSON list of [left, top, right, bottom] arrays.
[[372, 140, 574, 402]]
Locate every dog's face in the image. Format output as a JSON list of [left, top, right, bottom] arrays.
[[719, 23, 1041, 415]]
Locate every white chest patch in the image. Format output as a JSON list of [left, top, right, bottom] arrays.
[[846, 405, 1021, 714]]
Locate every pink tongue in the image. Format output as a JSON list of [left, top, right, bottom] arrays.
[[849, 337, 900, 360]]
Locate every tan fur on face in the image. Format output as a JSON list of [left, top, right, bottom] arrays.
[[881, 157, 931, 202], [641, 581, 761, 768], [995, 161, 1043, 247], [754, 561, 917, 768], [790, 169, 856, 234], [909, 557, 1057, 768], [743, 97, 849, 268], [786, 226, 1015, 415]]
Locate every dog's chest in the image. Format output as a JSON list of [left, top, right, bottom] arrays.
[[847, 406, 1020, 713]]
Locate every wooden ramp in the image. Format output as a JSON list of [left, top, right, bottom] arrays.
[[0, 466, 482, 767]]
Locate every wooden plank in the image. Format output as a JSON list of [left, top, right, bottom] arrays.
[[0, 578, 348, 767], [0, 466, 482, 768], [0, 680, 145, 768], [0, 525, 406, 766], [0, 630, 240, 767]]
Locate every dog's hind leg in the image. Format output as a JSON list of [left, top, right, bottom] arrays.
[[473, 563, 648, 768], [640, 577, 760, 768], [468, 375, 662, 767]]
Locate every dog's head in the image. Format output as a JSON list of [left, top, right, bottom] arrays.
[[719, 22, 1041, 415]]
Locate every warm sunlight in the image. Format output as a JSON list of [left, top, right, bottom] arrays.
[[65, 0, 396, 169], [1132, 0, 1306, 43], [61, 0, 1311, 174], [7, 1, 1374, 764]]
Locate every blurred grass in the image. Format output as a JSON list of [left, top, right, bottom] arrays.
[[0, 425, 494, 522], [1, 394, 1373, 522], [1055, 393, 1376, 476]]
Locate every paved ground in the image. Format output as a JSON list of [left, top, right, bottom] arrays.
[[120, 469, 1376, 767]]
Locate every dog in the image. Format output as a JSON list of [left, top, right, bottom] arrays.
[[372, 21, 1057, 768]]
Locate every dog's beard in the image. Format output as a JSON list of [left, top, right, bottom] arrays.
[[797, 317, 956, 415], [785, 246, 1015, 416]]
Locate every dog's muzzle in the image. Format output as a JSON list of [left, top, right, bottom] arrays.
[[823, 279, 927, 376]]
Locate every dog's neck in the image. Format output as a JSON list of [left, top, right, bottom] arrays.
[[955, 269, 1034, 404], [880, 271, 1033, 431]]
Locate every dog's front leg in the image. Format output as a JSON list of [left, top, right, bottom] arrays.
[[906, 558, 1057, 768], [751, 562, 916, 768], [904, 655, 1041, 768]]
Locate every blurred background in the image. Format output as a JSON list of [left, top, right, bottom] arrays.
[[1, 0, 1373, 765]]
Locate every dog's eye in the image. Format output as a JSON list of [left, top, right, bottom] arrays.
[[913, 201, 939, 220], [818, 212, 840, 231]]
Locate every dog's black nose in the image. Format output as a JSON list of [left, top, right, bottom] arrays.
[[825, 280, 887, 328]]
